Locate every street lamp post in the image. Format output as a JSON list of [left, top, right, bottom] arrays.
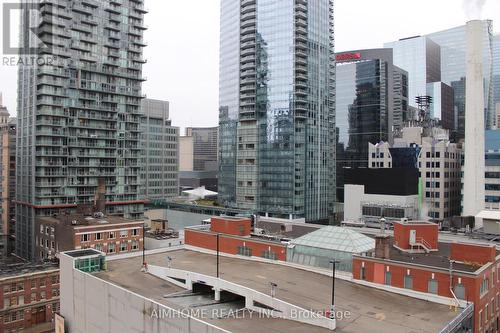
[[329, 260, 339, 319], [216, 233, 220, 278], [142, 222, 146, 271]]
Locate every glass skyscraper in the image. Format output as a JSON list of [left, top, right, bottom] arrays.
[[218, 0, 335, 222], [384, 36, 456, 131], [335, 49, 408, 201], [426, 20, 495, 131], [384, 36, 441, 107], [16, 0, 147, 259]]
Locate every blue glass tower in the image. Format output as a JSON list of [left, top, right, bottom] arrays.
[[218, 0, 335, 222]]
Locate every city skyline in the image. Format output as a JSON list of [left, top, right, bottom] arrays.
[[1, 0, 499, 131]]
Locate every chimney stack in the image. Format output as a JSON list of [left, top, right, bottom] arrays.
[[375, 234, 390, 259], [462, 20, 485, 221], [94, 178, 106, 213]]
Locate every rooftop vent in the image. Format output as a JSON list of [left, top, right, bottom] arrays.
[[93, 212, 105, 218]]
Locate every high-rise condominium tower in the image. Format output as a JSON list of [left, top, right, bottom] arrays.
[[218, 0, 335, 223], [16, 0, 147, 259]]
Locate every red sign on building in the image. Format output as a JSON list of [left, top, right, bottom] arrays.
[[335, 52, 362, 61]]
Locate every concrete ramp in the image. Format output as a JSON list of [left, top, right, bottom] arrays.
[[147, 265, 335, 331]]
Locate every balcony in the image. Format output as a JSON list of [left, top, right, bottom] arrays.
[[241, 18, 256, 29], [240, 47, 255, 57], [37, 67, 69, 78], [240, 55, 255, 64], [72, 4, 94, 15], [70, 40, 92, 52]]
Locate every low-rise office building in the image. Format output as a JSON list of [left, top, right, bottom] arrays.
[[0, 261, 59, 333], [185, 216, 287, 260], [35, 213, 143, 260], [353, 220, 497, 333]]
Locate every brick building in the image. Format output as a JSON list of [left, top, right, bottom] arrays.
[[185, 216, 286, 260], [0, 261, 59, 333], [35, 213, 144, 260], [352, 220, 500, 333]]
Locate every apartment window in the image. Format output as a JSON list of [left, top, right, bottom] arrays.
[[261, 250, 277, 260], [81, 234, 90, 242], [120, 230, 128, 238], [132, 229, 139, 236], [18, 295, 24, 306], [360, 267, 366, 280], [237, 246, 252, 257], [31, 280, 36, 289], [51, 276, 59, 285], [52, 289, 59, 297], [404, 275, 413, 289], [40, 279, 46, 287], [95, 233, 102, 241], [108, 232, 115, 239], [3, 297, 9, 309], [31, 293, 36, 302], [120, 242, 127, 252], [481, 278, 489, 295], [428, 279, 438, 294], [108, 243, 115, 253], [384, 271, 391, 285], [3, 285, 10, 294], [40, 291, 46, 300], [131, 240, 139, 250], [18, 283, 24, 291]]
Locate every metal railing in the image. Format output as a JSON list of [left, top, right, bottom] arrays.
[[438, 302, 473, 333]]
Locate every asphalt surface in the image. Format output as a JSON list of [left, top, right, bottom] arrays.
[[98, 249, 460, 333]]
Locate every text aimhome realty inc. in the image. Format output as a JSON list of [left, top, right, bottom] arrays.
[[150, 307, 352, 321]]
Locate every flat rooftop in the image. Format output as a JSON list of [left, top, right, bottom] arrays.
[[257, 220, 498, 273], [37, 214, 143, 227], [97, 249, 459, 333], [363, 235, 500, 273], [256, 219, 322, 239], [0, 260, 58, 280], [65, 248, 103, 258]]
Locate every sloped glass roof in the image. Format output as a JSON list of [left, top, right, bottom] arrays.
[[291, 226, 375, 253]]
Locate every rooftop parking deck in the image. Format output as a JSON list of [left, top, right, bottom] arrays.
[[97, 249, 460, 333]]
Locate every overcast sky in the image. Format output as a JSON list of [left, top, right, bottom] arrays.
[[0, 0, 499, 131]]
